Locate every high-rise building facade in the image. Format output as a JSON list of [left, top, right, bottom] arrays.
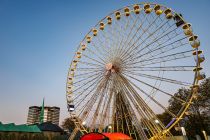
[[27, 106, 60, 125]]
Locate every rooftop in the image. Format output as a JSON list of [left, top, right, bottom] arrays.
[[0, 122, 41, 133], [0, 121, 63, 133]]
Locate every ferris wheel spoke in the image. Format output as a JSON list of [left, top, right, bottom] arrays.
[[120, 12, 168, 60], [105, 21, 120, 59], [73, 74, 103, 85], [116, 93, 134, 134], [124, 34, 188, 65], [78, 86, 102, 120], [85, 42, 110, 64], [150, 11, 165, 35], [127, 39, 188, 66], [118, 76, 154, 117], [100, 18, 124, 59], [115, 15, 132, 57], [110, 16, 134, 59], [98, 30, 115, 61], [116, 13, 142, 58], [83, 48, 106, 64], [126, 77, 177, 118], [118, 14, 147, 60], [137, 50, 192, 66], [123, 73, 186, 104], [122, 71, 190, 86], [95, 81, 113, 129], [114, 15, 135, 55], [127, 49, 193, 66], [118, 74, 166, 135], [123, 21, 180, 63], [94, 31, 117, 61], [73, 75, 103, 91], [80, 77, 109, 121], [111, 22, 128, 58], [115, 16, 146, 58], [75, 76, 105, 112], [119, 74, 159, 118], [74, 79, 105, 110], [79, 89, 101, 120], [143, 12, 166, 44], [121, 84, 169, 136], [121, 15, 170, 61], [76, 79, 103, 116], [114, 79, 151, 133], [120, 74, 170, 137], [74, 70, 102, 78], [74, 68, 103, 73], [82, 52, 106, 65], [73, 73, 104, 92], [124, 66, 194, 72], [142, 28, 187, 53], [113, 15, 138, 61], [114, 14, 141, 58], [98, 87, 114, 132], [118, 12, 154, 59], [89, 91, 107, 130], [123, 23, 180, 64], [75, 86, 102, 108], [110, 90, 116, 131], [79, 60, 104, 68], [118, 89, 149, 139], [89, 41, 110, 62]]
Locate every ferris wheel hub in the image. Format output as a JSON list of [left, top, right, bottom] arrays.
[[105, 63, 119, 73], [105, 58, 123, 74]]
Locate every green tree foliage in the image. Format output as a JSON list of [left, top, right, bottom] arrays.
[[157, 77, 210, 138]]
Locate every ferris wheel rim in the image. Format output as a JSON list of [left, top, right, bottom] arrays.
[[66, 2, 203, 139]]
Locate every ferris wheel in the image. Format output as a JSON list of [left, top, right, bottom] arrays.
[[66, 3, 205, 140]]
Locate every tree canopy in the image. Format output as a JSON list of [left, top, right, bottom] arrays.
[[158, 77, 210, 138]]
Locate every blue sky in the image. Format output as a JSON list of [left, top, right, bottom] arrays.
[[0, 0, 210, 125]]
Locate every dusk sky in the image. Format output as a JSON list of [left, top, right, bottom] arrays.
[[0, 0, 210, 125]]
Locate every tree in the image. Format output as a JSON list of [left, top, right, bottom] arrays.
[[157, 77, 210, 138], [61, 117, 85, 139], [61, 117, 75, 133]]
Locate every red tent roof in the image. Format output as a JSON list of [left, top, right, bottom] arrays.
[[103, 133, 132, 140], [80, 132, 132, 140], [80, 132, 107, 140]]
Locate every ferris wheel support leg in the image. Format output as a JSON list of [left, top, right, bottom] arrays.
[[68, 128, 79, 140]]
